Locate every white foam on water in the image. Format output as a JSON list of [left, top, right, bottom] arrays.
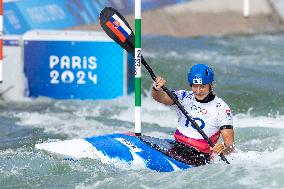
[[234, 113, 284, 129], [230, 147, 284, 187], [35, 139, 98, 159], [113, 94, 284, 130], [0, 148, 38, 177], [13, 111, 129, 138], [9, 93, 284, 146], [112, 96, 177, 129], [214, 133, 284, 167]]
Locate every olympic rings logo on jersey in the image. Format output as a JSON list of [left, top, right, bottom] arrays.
[[185, 117, 205, 130], [190, 105, 208, 115]]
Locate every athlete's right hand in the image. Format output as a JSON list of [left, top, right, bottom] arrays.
[[153, 76, 166, 91], [211, 142, 225, 155]]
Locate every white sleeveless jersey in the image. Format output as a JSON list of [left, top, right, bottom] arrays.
[[172, 90, 233, 139]]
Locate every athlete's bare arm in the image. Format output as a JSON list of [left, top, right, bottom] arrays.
[[212, 128, 234, 155], [151, 77, 174, 105], [221, 128, 235, 154]]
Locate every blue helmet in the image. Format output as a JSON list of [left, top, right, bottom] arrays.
[[188, 64, 214, 85]]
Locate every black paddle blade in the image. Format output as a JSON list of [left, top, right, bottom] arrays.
[[100, 7, 135, 56]]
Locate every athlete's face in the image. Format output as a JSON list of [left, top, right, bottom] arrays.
[[191, 84, 211, 100]]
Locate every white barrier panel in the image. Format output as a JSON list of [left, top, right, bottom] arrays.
[[23, 30, 134, 100], [2, 35, 26, 100]]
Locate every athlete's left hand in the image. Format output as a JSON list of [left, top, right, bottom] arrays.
[[211, 143, 225, 155]]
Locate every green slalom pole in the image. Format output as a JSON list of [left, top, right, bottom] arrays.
[[134, 0, 142, 136]]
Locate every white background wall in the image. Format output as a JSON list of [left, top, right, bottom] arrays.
[[1, 36, 27, 100]]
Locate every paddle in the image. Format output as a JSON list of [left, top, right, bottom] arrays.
[[99, 7, 230, 164]]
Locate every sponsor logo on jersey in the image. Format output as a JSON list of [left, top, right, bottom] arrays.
[[226, 109, 231, 116], [225, 109, 232, 121]]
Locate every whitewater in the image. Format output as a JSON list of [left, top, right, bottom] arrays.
[[0, 32, 284, 188]]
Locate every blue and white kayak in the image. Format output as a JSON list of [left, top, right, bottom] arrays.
[[35, 133, 192, 172]]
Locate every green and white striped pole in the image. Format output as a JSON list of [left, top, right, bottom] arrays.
[[135, 0, 141, 136]]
